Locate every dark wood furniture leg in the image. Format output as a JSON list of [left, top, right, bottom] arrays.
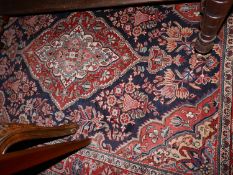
[[195, 0, 233, 54]]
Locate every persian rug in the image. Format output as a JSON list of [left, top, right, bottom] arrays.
[[0, 3, 232, 175]]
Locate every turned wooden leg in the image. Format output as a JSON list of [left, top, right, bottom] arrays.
[[195, 0, 233, 54]]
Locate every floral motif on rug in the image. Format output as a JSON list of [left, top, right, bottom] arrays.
[[0, 2, 232, 175], [22, 12, 144, 110], [173, 3, 200, 22]]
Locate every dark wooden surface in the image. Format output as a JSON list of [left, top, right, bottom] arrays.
[[0, 0, 199, 15], [0, 138, 91, 175]]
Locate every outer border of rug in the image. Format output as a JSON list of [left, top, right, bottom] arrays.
[[219, 13, 233, 175], [76, 148, 179, 175]]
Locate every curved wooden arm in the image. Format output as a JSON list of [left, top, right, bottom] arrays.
[[0, 123, 78, 154], [0, 138, 91, 175]]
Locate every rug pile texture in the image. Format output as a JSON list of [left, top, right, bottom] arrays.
[[0, 3, 232, 175]]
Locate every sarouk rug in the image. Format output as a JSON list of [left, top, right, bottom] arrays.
[[0, 3, 232, 175]]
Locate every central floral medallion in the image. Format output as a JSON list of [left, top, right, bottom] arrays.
[[22, 12, 142, 109], [35, 25, 119, 87]]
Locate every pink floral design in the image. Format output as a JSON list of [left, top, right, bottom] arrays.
[[107, 7, 166, 42], [68, 106, 107, 137], [158, 21, 197, 54], [93, 76, 157, 140], [18, 15, 55, 38]]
